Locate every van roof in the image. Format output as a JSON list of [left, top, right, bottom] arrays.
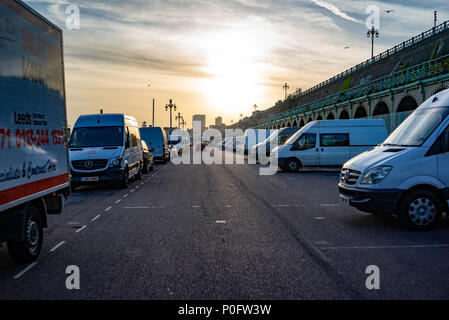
[[74, 114, 138, 127], [311, 119, 385, 127], [419, 88, 449, 110]]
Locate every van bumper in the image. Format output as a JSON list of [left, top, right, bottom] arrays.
[[338, 184, 402, 215], [71, 167, 124, 184]]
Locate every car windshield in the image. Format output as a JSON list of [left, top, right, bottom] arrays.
[[383, 107, 449, 147], [69, 126, 123, 148]]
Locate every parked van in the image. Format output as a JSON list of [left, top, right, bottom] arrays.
[[244, 129, 274, 154], [69, 114, 143, 189], [250, 127, 300, 158], [271, 120, 388, 172], [339, 90, 449, 230], [140, 127, 170, 163]]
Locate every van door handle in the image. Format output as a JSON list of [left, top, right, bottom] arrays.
[[321, 148, 324, 152]]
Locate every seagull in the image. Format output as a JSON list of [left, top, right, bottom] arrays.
[[344, 46, 350, 49], [385, 10, 394, 13]]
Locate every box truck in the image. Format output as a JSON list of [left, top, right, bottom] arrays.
[[0, 0, 69, 263]]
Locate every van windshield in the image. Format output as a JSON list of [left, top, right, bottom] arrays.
[[69, 126, 123, 148], [383, 107, 449, 147]]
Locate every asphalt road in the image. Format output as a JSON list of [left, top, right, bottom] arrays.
[[1, 151, 449, 299]]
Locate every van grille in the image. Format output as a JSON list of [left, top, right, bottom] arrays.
[[340, 168, 361, 185], [72, 159, 108, 170]]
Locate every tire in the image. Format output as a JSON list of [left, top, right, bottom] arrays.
[[398, 189, 442, 231], [120, 170, 129, 189], [7, 206, 43, 264], [283, 158, 301, 173], [142, 161, 149, 174], [135, 166, 142, 180]]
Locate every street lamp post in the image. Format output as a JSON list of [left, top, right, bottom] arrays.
[[367, 26, 379, 59], [175, 112, 183, 129], [165, 99, 177, 135], [147, 84, 155, 126]]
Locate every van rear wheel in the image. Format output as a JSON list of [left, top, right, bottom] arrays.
[[120, 170, 129, 189], [283, 158, 301, 173], [398, 189, 442, 231], [7, 206, 43, 264]]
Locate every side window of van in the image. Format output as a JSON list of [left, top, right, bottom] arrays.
[[125, 127, 131, 149], [320, 134, 349, 147], [439, 125, 449, 154], [129, 127, 138, 147], [296, 133, 316, 150]]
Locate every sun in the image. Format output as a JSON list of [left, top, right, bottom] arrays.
[[195, 24, 271, 119]]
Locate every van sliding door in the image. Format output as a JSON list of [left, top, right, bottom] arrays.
[[318, 132, 350, 166]]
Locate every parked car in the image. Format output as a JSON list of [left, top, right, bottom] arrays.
[[250, 127, 300, 160], [141, 140, 154, 173], [140, 127, 170, 163], [271, 119, 388, 172], [339, 90, 449, 230], [69, 114, 143, 189]]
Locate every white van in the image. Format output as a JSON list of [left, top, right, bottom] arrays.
[[69, 114, 143, 189], [339, 90, 449, 230], [140, 127, 170, 163], [244, 129, 274, 154], [271, 120, 388, 172]]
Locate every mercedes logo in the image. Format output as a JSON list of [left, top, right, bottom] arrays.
[[85, 160, 94, 169], [343, 170, 350, 183]]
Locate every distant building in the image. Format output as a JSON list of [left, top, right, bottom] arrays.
[[215, 116, 222, 126], [192, 114, 206, 133]]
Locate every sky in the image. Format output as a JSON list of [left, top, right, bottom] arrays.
[[23, 0, 449, 128]]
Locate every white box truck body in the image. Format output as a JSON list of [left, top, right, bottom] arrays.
[[0, 0, 69, 263]]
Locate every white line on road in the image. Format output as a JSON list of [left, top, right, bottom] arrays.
[[130, 189, 135, 193], [225, 205, 231, 208], [320, 204, 340, 207], [91, 214, 101, 222], [14, 262, 37, 279], [75, 225, 87, 233], [115, 199, 121, 204], [216, 220, 226, 224], [320, 244, 449, 250], [124, 194, 128, 198], [124, 206, 149, 209], [49, 241, 66, 252], [105, 206, 112, 212], [314, 217, 325, 220], [136, 186, 140, 189]]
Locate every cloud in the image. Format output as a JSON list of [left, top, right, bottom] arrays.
[[309, 0, 363, 23]]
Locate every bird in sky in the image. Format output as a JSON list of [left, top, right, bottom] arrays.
[[385, 10, 395, 13], [344, 46, 350, 49]]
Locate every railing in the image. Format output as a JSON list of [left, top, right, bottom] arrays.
[[259, 54, 449, 125], [297, 21, 449, 98]]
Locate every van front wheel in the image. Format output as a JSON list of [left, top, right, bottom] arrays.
[[283, 158, 301, 173], [398, 189, 442, 231]]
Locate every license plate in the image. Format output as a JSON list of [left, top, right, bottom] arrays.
[[340, 195, 350, 206], [81, 176, 99, 182]]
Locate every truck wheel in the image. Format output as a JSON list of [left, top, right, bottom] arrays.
[[120, 170, 129, 189], [398, 189, 442, 231], [7, 206, 43, 264], [283, 158, 301, 173]]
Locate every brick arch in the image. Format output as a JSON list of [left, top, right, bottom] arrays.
[[354, 105, 368, 118], [326, 112, 335, 120], [299, 118, 305, 127], [316, 114, 323, 120], [397, 95, 418, 112], [372, 101, 390, 116], [339, 109, 350, 119], [292, 120, 298, 127]]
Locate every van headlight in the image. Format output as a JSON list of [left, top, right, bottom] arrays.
[[109, 156, 122, 168], [361, 166, 392, 185]]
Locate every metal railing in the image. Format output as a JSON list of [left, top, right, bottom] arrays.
[[259, 54, 449, 125], [297, 21, 449, 98]]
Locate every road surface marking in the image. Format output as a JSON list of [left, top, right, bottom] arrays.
[[76, 225, 87, 233], [105, 206, 112, 212], [115, 199, 121, 204], [91, 214, 101, 222], [216, 220, 226, 224], [140, 182, 144, 185], [315, 241, 328, 245], [130, 189, 135, 193], [67, 222, 80, 225], [49, 241, 66, 252], [14, 262, 37, 279], [225, 205, 231, 208], [124, 194, 128, 198], [320, 204, 340, 207], [192, 206, 200, 208], [320, 244, 449, 250], [314, 217, 325, 220], [136, 186, 140, 189], [124, 206, 150, 209]]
